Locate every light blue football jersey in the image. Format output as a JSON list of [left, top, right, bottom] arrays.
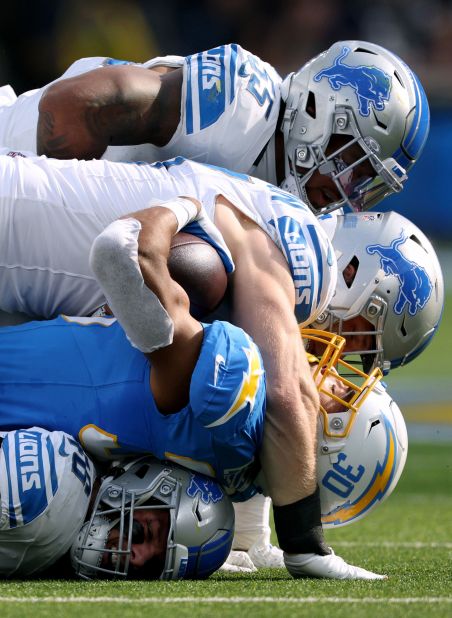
[[0, 315, 266, 500]]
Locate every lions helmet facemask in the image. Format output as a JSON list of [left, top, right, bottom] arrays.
[[0, 428, 94, 577], [301, 329, 407, 527], [313, 211, 444, 373], [280, 40, 430, 215], [71, 458, 234, 580]]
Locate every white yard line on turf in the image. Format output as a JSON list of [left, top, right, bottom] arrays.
[[332, 542, 452, 548], [0, 597, 450, 605]]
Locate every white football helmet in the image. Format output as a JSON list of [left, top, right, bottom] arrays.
[[71, 458, 234, 580], [280, 40, 430, 214], [313, 211, 444, 373], [301, 329, 408, 527], [0, 427, 94, 577]]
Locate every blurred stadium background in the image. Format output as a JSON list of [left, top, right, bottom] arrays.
[[0, 0, 450, 442]]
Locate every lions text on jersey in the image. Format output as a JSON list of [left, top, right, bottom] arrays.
[[0, 151, 336, 322], [0, 426, 94, 577], [0, 316, 265, 501], [0, 44, 281, 174]]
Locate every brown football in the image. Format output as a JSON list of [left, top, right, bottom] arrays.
[[168, 232, 228, 319]]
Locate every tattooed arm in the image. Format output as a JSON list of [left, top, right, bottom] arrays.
[[37, 65, 182, 159]]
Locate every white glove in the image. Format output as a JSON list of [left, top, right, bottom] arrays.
[[284, 548, 387, 580], [218, 550, 257, 573]]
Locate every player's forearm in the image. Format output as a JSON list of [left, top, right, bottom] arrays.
[[231, 273, 320, 505], [258, 332, 319, 505]]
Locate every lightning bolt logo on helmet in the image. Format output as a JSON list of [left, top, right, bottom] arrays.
[[205, 338, 264, 428]]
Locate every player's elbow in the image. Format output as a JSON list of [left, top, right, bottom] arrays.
[[89, 219, 140, 285], [37, 85, 103, 159]]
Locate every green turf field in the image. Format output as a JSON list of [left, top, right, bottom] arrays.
[[1, 442, 450, 618]]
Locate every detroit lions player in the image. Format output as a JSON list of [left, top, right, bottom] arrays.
[[71, 457, 236, 580], [0, 151, 334, 322], [0, 41, 428, 216], [0, 427, 234, 579]]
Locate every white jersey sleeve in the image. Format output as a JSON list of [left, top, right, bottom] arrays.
[[0, 427, 94, 577], [170, 161, 337, 325], [153, 44, 282, 173]]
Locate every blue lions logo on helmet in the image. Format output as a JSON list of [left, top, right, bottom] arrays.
[[366, 231, 432, 316], [186, 475, 224, 504], [314, 46, 391, 117]]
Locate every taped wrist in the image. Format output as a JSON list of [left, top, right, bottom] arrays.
[[158, 197, 199, 232], [273, 487, 331, 555], [89, 218, 174, 353]]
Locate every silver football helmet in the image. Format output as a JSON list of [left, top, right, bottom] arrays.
[[280, 40, 430, 214], [301, 330, 407, 527], [71, 458, 234, 580], [312, 211, 444, 373], [0, 428, 94, 577]]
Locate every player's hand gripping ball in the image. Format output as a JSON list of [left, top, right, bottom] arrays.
[[168, 233, 227, 318]]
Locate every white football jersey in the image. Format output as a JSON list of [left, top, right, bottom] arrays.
[[0, 427, 94, 577], [0, 151, 336, 323], [0, 45, 281, 177]]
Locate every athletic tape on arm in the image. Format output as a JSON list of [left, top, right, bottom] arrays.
[[160, 196, 199, 232]]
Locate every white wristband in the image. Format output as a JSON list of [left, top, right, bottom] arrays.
[[158, 197, 199, 232]]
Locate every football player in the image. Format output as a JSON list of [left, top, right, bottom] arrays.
[[0, 41, 429, 217], [311, 211, 444, 374], [0, 427, 234, 579]]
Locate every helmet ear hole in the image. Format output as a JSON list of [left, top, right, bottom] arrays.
[[306, 91, 316, 118], [409, 233, 423, 247], [343, 256, 359, 288], [394, 70, 404, 87], [400, 317, 407, 337]]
